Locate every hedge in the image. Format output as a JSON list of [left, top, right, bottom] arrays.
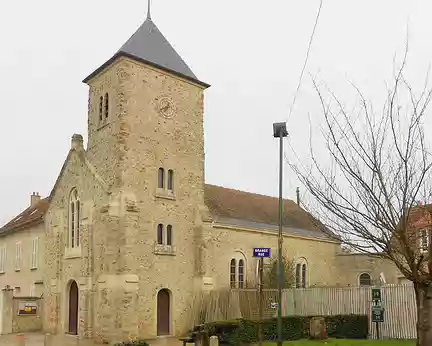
[[202, 314, 368, 344]]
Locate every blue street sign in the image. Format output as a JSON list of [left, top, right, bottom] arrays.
[[253, 248, 271, 258]]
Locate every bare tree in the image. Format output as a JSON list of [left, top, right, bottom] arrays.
[[290, 51, 432, 345]]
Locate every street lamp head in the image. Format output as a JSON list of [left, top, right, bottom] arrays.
[[273, 122, 288, 138]]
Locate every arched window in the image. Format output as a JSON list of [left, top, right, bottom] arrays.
[[99, 96, 103, 121], [238, 259, 245, 288], [158, 168, 165, 189], [230, 259, 236, 288], [167, 169, 174, 192], [301, 264, 307, 288], [296, 264, 301, 288], [157, 224, 163, 245], [230, 252, 247, 289], [69, 189, 80, 248], [359, 273, 372, 286], [104, 93, 109, 118], [295, 258, 308, 288], [167, 225, 173, 246]]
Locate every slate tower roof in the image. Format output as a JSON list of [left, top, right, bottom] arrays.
[[83, 12, 209, 88]]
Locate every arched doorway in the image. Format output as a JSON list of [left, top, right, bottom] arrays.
[[157, 289, 171, 336], [68, 281, 79, 335]]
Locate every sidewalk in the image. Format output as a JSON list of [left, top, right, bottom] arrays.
[[0, 333, 184, 346]]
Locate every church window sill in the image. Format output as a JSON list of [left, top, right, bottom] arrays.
[[155, 188, 176, 201], [64, 247, 82, 259], [154, 244, 176, 256], [97, 121, 111, 131]]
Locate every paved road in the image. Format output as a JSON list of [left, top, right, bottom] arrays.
[[0, 333, 184, 346]]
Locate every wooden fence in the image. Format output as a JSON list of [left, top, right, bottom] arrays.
[[282, 285, 416, 339], [190, 284, 417, 340]]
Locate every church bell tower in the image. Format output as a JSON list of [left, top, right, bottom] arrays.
[[81, 2, 211, 340]]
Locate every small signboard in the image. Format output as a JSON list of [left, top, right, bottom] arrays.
[[371, 306, 384, 323], [270, 302, 279, 309], [372, 288, 381, 301], [253, 248, 271, 258], [17, 301, 37, 316]]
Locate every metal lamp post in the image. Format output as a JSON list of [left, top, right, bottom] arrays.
[[273, 122, 288, 346]]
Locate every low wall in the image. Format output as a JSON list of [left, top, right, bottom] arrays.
[[12, 296, 43, 333]]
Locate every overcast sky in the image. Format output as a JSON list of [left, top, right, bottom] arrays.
[[0, 0, 431, 226]]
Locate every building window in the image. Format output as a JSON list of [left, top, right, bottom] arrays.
[[0, 246, 6, 273], [230, 259, 236, 288], [167, 170, 174, 191], [238, 259, 245, 288], [359, 273, 372, 286], [31, 237, 39, 270], [420, 228, 430, 252], [104, 93, 109, 118], [230, 252, 247, 288], [158, 168, 165, 189], [302, 264, 307, 288], [167, 225, 173, 245], [99, 96, 103, 121], [69, 189, 81, 248], [29, 284, 36, 297], [15, 242, 22, 271], [157, 224, 163, 245], [295, 258, 308, 288], [296, 264, 301, 288]]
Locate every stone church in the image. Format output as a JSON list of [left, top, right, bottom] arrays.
[[0, 8, 405, 344]]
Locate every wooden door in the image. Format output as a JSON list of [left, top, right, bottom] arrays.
[[157, 289, 170, 336], [68, 281, 78, 335]]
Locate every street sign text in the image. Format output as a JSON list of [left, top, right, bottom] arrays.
[[253, 248, 271, 258]]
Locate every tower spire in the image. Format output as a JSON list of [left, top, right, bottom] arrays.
[[147, 0, 151, 19]]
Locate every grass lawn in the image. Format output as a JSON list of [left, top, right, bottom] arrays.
[[262, 340, 415, 346]]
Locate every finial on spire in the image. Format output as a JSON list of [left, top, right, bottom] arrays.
[[147, 0, 151, 19]]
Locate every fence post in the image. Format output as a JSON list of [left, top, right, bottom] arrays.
[[1, 286, 14, 335], [210, 335, 219, 346], [44, 333, 51, 346]]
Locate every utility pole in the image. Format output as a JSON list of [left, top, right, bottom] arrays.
[[258, 257, 264, 346], [253, 248, 271, 346], [273, 122, 288, 346]]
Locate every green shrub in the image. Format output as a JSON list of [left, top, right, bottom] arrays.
[[202, 314, 368, 344], [114, 340, 149, 346]]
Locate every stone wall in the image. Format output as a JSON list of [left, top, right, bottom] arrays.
[[12, 297, 43, 333], [1, 288, 43, 335], [205, 222, 342, 289], [110, 57, 207, 340], [335, 253, 403, 286], [43, 144, 106, 338]]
